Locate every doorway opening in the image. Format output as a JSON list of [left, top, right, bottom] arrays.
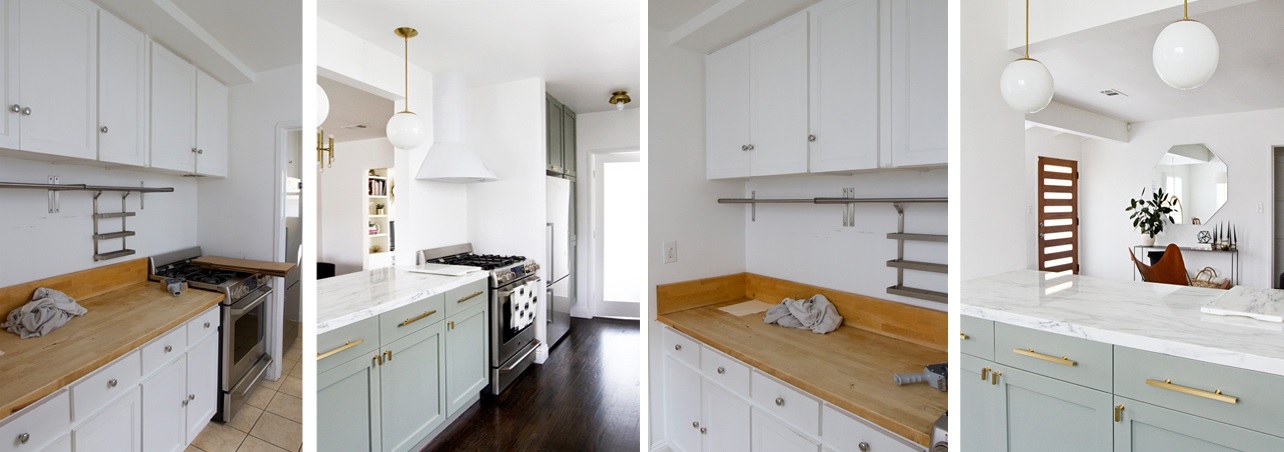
[[1273, 146, 1284, 288], [590, 151, 642, 319]]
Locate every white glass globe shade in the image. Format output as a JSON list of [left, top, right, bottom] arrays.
[[999, 58, 1055, 113], [1153, 20, 1219, 90], [316, 84, 330, 125], [386, 112, 427, 149]]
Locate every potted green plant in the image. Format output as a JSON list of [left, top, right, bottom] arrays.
[[1125, 187, 1179, 246], [375, 203, 386, 215]]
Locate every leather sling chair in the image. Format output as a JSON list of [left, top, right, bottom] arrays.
[[1128, 243, 1190, 286]]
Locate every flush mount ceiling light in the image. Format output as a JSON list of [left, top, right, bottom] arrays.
[[999, 0, 1054, 113], [608, 90, 631, 110], [386, 27, 427, 149], [1153, 0, 1219, 90]]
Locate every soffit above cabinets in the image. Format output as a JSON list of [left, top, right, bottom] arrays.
[[93, 0, 301, 85], [318, 77, 394, 143], [650, 0, 820, 54]]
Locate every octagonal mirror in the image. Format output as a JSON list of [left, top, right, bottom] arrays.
[[1151, 143, 1227, 225]]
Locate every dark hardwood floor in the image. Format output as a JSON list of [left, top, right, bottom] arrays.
[[422, 317, 641, 452]]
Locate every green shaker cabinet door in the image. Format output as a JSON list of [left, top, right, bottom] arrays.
[[961, 355, 1006, 451], [1001, 364, 1113, 452], [318, 354, 381, 452], [546, 95, 563, 173], [562, 107, 576, 177], [444, 305, 489, 418], [380, 321, 445, 452], [1115, 397, 1284, 452]]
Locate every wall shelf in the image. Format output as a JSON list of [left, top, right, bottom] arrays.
[[0, 178, 173, 261]]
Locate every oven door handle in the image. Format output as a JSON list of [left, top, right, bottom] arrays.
[[498, 276, 541, 298], [229, 287, 272, 317]]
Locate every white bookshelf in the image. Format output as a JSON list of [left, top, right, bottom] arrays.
[[365, 168, 394, 269]]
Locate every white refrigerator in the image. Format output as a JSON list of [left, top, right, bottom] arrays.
[[546, 176, 574, 347]]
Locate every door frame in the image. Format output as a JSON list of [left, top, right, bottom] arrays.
[[270, 120, 301, 380], [588, 148, 642, 319]]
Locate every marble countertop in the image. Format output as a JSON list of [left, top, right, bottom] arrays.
[[317, 265, 489, 335], [964, 270, 1284, 376]]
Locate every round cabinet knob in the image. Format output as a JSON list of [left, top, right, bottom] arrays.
[[18, 433, 30, 444], [204, 322, 211, 328], [189, 394, 196, 401], [21, 107, 31, 116], [740, 144, 748, 151], [692, 421, 700, 428], [191, 148, 198, 153], [165, 345, 173, 353], [775, 397, 784, 406], [859, 442, 870, 451], [197, 149, 204, 154], [181, 399, 189, 407], [717, 367, 725, 374], [674, 344, 681, 351], [9, 104, 19, 113], [108, 379, 118, 388], [746, 144, 755, 150], [700, 427, 707, 434], [808, 134, 816, 142], [100, 126, 109, 133]]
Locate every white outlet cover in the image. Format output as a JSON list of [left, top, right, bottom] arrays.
[[662, 241, 677, 263]]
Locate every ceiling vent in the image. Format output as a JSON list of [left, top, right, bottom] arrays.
[[1100, 89, 1128, 97], [341, 124, 368, 129]]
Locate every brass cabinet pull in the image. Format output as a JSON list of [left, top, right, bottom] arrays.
[[384, 350, 393, 362], [1114, 404, 1125, 423], [1145, 378, 1238, 404], [981, 367, 990, 381], [960, 332, 969, 340], [373, 354, 383, 366], [991, 371, 1002, 385], [1013, 348, 1077, 366], [458, 291, 484, 303], [448, 321, 455, 330], [399, 310, 438, 327], [318, 339, 365, 361]]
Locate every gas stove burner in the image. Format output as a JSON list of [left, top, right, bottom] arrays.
[[429, 253, 526, 270]]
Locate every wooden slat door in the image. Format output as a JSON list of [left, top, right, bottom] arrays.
[[1038, 157, 1079, 274]]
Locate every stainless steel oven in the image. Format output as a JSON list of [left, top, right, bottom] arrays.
[[222, 285, 272, 421], [492, 274, 540, 394]]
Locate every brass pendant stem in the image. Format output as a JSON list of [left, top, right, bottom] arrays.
[[1184, 0, 1189, 20], [1025, 0, 1030, 58], [393, 27, 418, 113]]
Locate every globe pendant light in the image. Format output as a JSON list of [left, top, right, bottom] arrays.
[[386, 27, 427, 149], [1153, 0, 1219, 90], [316, 83, 330, 125], [999, 0, 1054, 113]]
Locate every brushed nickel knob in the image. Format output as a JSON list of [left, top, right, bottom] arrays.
[[108, 379, 118, 388], [808, 134, 816, 142], [692, 421, 700, 428], [717, 367, 725, 374], [741, 144, 748, 151], [204, 322, 211, 328], [191, 148, 198, 153], [775, 397, 784, 406], [746, 144, 755, 150], [181, 399, 189, 407], [859, 441, 870, 451], [100, 126, 109, 133], [18, 433, 29, 444], [189, 394, 195, 401], [700, 427, 707, 434], [674, 344, 681, 351], [9, 104, 19, 113], [21, 107, 31, 115], [197, 149, 204, 154], [165, 345, 173, 353]]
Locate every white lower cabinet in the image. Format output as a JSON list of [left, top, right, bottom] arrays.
[[142, 355, 188, 452], [73, 387, 141, 452], [184, 336, 218, 441], [46, 435, 72, 452], [703, 379, 751, 451], [663, 355, 702, 452], [0, 390, 70, 451], [753, 408, 820, 452]]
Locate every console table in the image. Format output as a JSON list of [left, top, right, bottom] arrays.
[[1131, 245, 1238, 285]]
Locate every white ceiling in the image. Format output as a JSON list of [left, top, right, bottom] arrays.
[[650, 0, 818, 54], [319, 77, 393, 143], [318, 0, 640, 115], [1036, 0, 1284, 124]]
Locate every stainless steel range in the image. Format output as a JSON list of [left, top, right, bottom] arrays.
[[150, 247, 273, 423], [418, 244, 541, 395]]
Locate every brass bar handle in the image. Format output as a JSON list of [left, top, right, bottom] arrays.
[[1013, 348, 1077, 366], [458, 291, 484, 303], [1114, 404, 1125, 423], [981, 367, 990, 381], [384, 350, 393, 362], [399, 309, 438, 327], [991, 371, 1002, 385], [318, 339, 365, 361], [1145, 378, 1238, 404]]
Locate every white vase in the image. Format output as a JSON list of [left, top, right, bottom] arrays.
[[1141, 235, 1156, 246]]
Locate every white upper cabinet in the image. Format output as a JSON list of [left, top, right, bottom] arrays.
[[97, 8, 146, 167], [2, 0, 98, 160], [195, 70, 227, 177], [809, 0, 880, 173], [705, 40, 751, 179], [888, 0, 946, 167], [149, 42, 196, 173], [749, 13, 809, 177]]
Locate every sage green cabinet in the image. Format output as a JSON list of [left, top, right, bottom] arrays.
[[1115, 397, 1284, 451], [444, 304, 488, 418], [965, 356, 1113, 451], [379, 322, 445, 452], [562, 107, 576, 177], [961, 354, 1005, 451], [318, 352, 382, 452], [545, 93, 577, 177]]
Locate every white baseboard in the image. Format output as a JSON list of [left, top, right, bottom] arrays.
[[650, 440, 674, 452]]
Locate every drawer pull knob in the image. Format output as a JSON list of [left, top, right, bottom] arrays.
[[182, 399, 189, 407], [458, 291, 484, 303], [18, 433, 29, 444], [692, 421, 700, 428], [399, 310, 438, 328], [991, 371, 1002, 386], [859, 442, 870, 451], [204, 322, 211, 328], [165, 345, 173, 353], [1145, 378, 1238, 404], [108, 379, 118, 388], [700, 427, 707, 434], [717, 367, 725, 375], [189, 394, 196, 401], [1013, 348, 1077, 366], [674, 344, 682, 351], [775, 397, 785, 406], [100, 126, 109, 134], [981, 367, 990, 381], [318, 339, 365, 361], [1114, 404, 1125, 423]]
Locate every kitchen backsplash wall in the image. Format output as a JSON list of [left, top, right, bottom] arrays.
[[0, 156, 198, 287]]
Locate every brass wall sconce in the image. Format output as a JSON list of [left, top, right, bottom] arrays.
[[318, 130, 335, 170]]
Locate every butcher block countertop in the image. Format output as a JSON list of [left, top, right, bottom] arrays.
[[0, 259, 223, 420], [657, 273, 947, 448]]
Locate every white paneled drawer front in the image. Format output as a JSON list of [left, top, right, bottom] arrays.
[[821, 404, 919, 452], [663, 327, 700, 369], [141, 326, 187, 377], [752, 369, 821, 437], [317, 316, 380, 375], [701, 345, 750, 397], [70, 350, 141, 422], [186, 306, 220, 345], [0, 390, 70, 451]]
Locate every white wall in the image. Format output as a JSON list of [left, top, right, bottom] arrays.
[[0, 157, 198, 287], [1078, 108, 1284, 288], [1024, 127, 1084, 269], [575, 108, 642, 319], [317, 138, 394, 275]]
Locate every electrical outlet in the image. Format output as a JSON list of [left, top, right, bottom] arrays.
[[1028, 205, 1034, 214], [1258, 203, 1265, 213], [663, 241, 677, 263]]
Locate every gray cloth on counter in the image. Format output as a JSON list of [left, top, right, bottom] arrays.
[[2, 287, 88, 339], [763, 294, 843, 334]]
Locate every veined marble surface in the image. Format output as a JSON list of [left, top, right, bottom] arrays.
[[318, 265, 488, 334], [964, 270, 1284, 376], [1201, 286, 1284, 323]]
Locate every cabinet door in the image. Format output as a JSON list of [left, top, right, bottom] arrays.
[[808, 0, 880, 173], [546, 94, 563, 172], [562, 107, 576, 177], [664, 355, 702, 452], [149, 43, 195, 173], [0, 0, 16, 150], [702, 380, 750, 452], [961, 355, 1006, 452], [749, 12, 809, 177], [1000, 364, 1113, 452], [318, 353, 381, 452], [17, 0, 97, 160], [142, 355, 187, 452], [74, 386, 142, 452], [887, 0, 946, 167], [195, 70, 228, 177], [444, 306, 488, 418], [1115, 397, 1284, 451], [185, 335, 219, 442], [96, 9, 146, 166], [704, 39, 751, 180], [381, 321, 446, 452], [752, 408, 820, 452]]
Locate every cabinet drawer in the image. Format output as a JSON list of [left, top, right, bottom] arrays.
[[701, 346, 750, 398], [70, 351, 141, 422], [662, 327, 700, 369], [821, 404, 918, 452], [379, 293, 445, 344], [993, 323, 1112, 391], [960, 316, 994, 360], [752, 370, 821, 437], [186, 306, 220, 345], [141, 326, 186, 378], [443, 278, 487, 318], [1114, 346, 1284, 437], [0, 390, 70, 451], [318, 316, 380, 375]]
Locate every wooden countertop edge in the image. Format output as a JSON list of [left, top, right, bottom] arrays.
[[0, 283, 223, 420], [658, 314, 934, 448]]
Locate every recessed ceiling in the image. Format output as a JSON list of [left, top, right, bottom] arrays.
[[649, 0, 818, 54], [1036, 0, 1284, 124], [319, 77, 394, 143], [318, 1, 640, 114]]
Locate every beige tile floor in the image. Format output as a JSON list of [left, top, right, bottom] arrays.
[[188, 333, 304, 452]]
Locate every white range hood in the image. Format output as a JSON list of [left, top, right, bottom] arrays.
[[415, 72, 497, 183]]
